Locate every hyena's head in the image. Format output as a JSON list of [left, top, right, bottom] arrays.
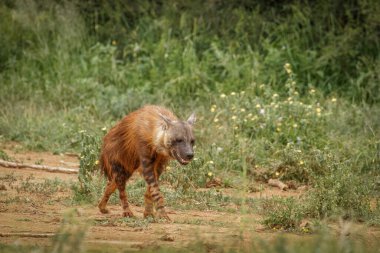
[[160, 113, 196, 165]]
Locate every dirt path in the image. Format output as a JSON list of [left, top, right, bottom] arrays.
[[0, 148, 379, 251]]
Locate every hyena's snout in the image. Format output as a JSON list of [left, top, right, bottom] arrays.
[[182, 146, 194, 161], [185, 152, 194, 160]]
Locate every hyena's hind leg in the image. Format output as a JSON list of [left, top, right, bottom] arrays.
[[113, 163, 134, 217], [98, 178, 117, 214]]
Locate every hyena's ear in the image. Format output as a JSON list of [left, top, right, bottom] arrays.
[[187, 112, 196, 126], [158, 113, 173, 129]]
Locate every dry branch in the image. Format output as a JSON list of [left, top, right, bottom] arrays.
[[0, 232, 55, 238], [268, 179, 288, 191], [0, 159, 78, 174]]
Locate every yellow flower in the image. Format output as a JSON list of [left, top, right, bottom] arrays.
[[293, 124, 298, 128], [210, 107, 215, 112], [166, 166, 171, 171], [234, 126, 238, 130], [316, 108, 321, 113], [255, 104, 261, 108], [272, 93, 279, 98], [276, 127, 281, 132], [284, 63, 292, 74], [240, 108, 246, 112], [220, 93, 226, 98], [95, 160, 99, 165], [214, 118, 219, 123], [112, 40, 117, 46], [299, 161, 304, 165], [331, 97, 337, 102], [101, 127, 107, 131], [310, 89, 316, 94], [231, 115, 237, 120], [240, 91, 245, 95], [208, 161, 214, 165], [208, 172, 213, 177], [275, 172, 280, 176], [230, 92, 236, 96]]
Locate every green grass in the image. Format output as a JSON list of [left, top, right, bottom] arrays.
[[16, 176, 69, 196], [0, 0, 379, 235]]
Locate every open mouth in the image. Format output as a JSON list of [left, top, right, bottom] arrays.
[[171, 150, 191, 165]]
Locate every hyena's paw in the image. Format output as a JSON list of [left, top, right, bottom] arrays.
[[143, 211, 154, 219], [122, 209, 135, 218], [98, 204, 110, 214], [155, 209, 171, 222], [99, 208, 110, 214]]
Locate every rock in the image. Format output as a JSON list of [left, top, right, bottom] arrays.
[[206, 177, 222, 188], [160, 234, 175, 242]]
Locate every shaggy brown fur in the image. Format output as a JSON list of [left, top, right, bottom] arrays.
[[98, 105, 196, 220]]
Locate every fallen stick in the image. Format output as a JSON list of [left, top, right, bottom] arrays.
[[268, 179, 288, 191], [0, 232, 55, 238], [0, 159, 78, 174]]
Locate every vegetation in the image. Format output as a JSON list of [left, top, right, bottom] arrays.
[[0, 0, 379, 250]]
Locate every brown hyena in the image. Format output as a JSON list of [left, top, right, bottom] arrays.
[[98, 105, 196, 221]]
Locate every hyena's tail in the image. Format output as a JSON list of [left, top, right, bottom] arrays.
[[99, 155, 112, 181]]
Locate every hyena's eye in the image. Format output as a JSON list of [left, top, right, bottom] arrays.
[[176, 139, 184, 143], [191, 139, 195, 145]]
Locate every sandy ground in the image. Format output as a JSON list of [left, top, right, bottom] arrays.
[[0, 146, 379, 251]]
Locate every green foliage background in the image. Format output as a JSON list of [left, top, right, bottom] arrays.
[[0, 0, 379, 226]]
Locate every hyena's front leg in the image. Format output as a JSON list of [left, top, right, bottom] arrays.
[[143, 185, 154, 218], [142, 159, 170, 221]]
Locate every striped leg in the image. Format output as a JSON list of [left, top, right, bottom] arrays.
[[142, 158, 170, 221], [117, 181, 134, 217], [143, 185, 154, 218], [113, 163, 134, 217], [98, 178, 117, 214]]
